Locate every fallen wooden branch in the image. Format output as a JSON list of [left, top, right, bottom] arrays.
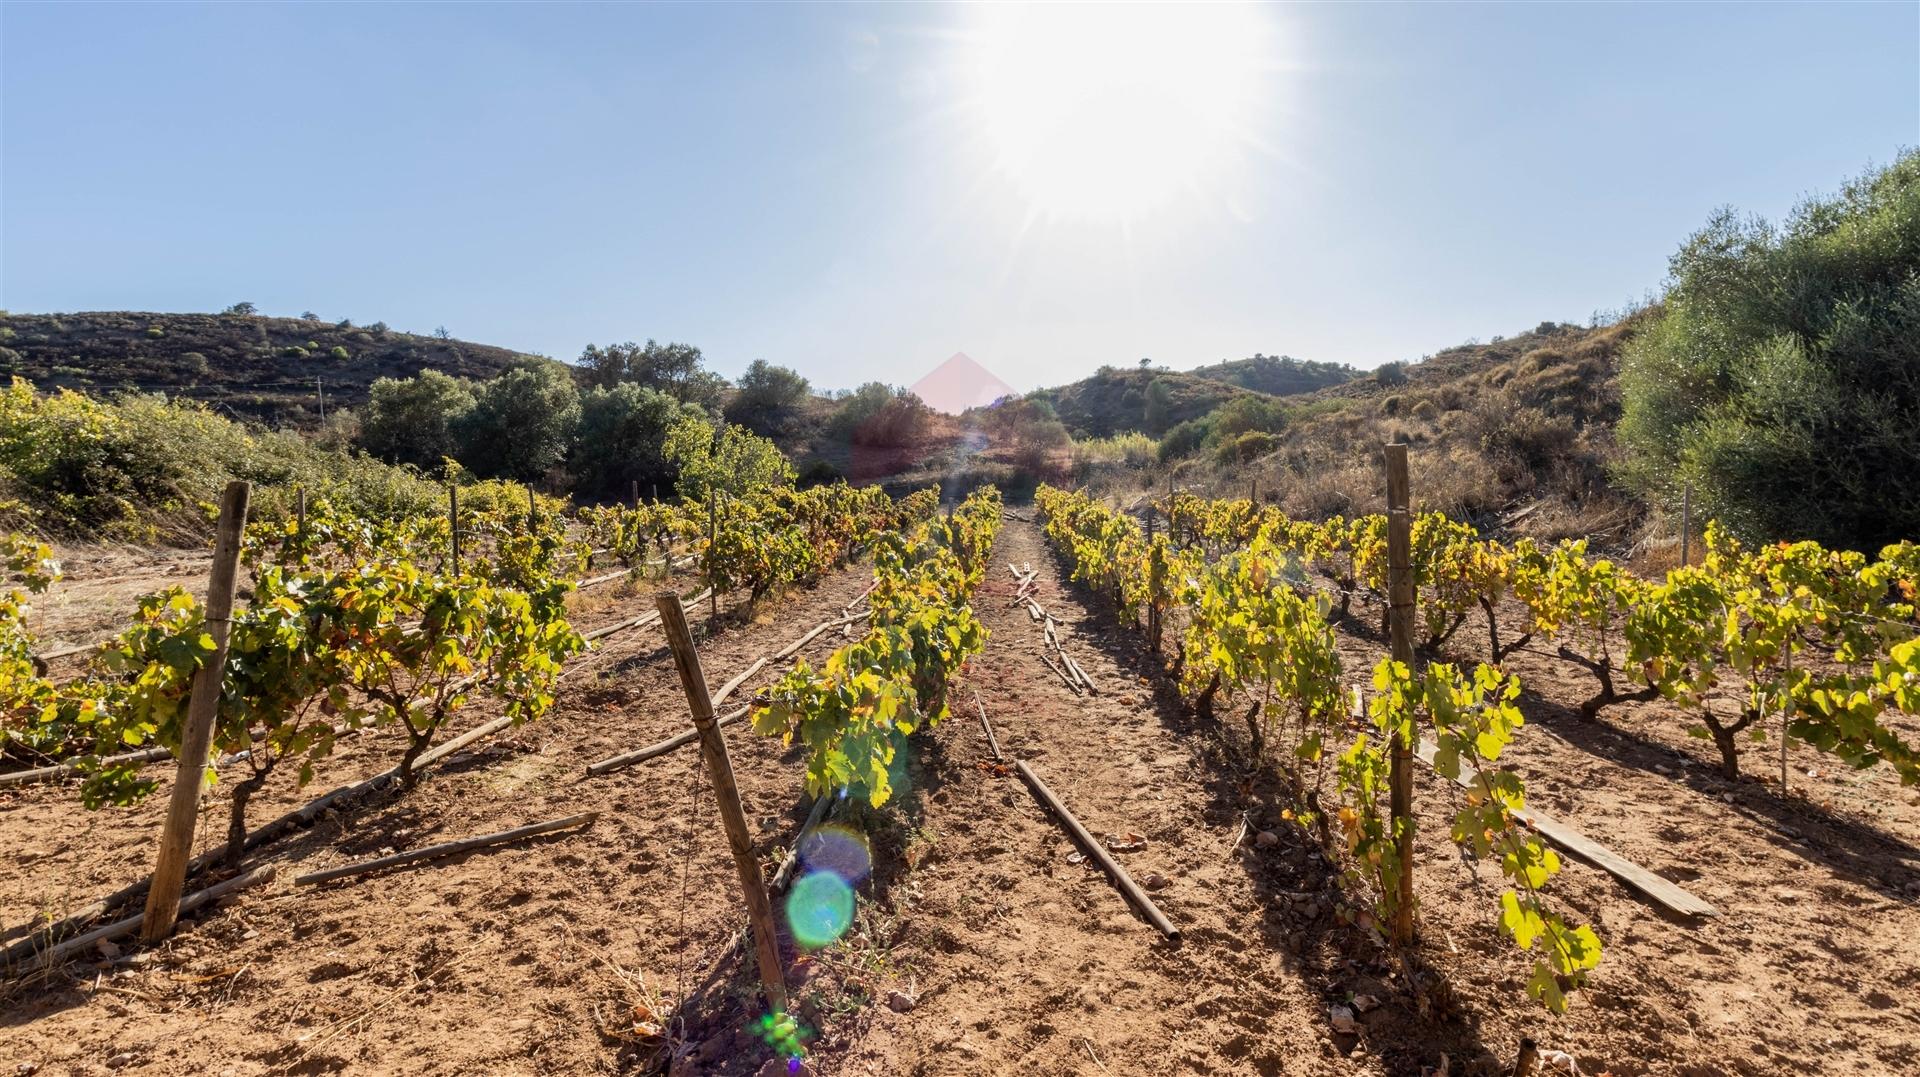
[[1014, 761, 1178, 941], [584, 707, 750, 776], [296, 812, 597, 886], [1063, 653, 1099, 696], [1039, 652, 1082, 696], [771, 794, 833, 891], [583, 610, 867, 777], [0, 745, 173, 787], [972, 692, 1003, 762], [9, 864, 277, 972]]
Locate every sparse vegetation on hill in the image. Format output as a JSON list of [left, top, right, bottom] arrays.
[[1184, 351, 1358, 397], [1035, 364, 1260, 438], [0, 311, 537, 425]]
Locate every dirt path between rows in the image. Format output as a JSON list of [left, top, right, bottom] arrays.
[[820, 518, 1359, 1076]]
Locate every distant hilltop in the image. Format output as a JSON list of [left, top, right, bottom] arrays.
[[0, 310, 537, 425]]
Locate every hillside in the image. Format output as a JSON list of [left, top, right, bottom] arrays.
[[1184, 352, 1358, 396], [0, 311, 539, 425], [1033, 365, 1261, 438], [1222, 317, 1651, 541]]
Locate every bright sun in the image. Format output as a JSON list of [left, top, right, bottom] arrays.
[[962, 2, 1275, 223]]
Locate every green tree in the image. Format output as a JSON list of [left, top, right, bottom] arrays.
[[570, 383, 699, 501], [664, 414, 795, 500], [457, 360, 581, 481], [222, 301, 257, 316], [724, 359, 811, 433], [1618, 152, 1920, 549], [1143, 377, 1174, 434], [831, 382, 933, 447], [578, 339, 728, 408], [358, 370, 477, 468]]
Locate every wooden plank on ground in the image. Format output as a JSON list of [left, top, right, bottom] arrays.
[[1348, 684, 1717, 919], [1409, 740, 1718, 919]]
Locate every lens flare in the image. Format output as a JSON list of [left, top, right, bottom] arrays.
[[798, 822, 873, 885], [786, 871, 855, 950]]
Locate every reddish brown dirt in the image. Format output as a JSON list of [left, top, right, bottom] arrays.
[[5, 520, 1919, 1077]]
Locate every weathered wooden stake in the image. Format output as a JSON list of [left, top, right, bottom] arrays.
[[140, 480, 251, 944], [708, 493, 721, 623], [295, 486, 307, 537], [449, 483, 462, 574], [631, 479, 641, 507], [527, 483, 537, 524], [1680, 482, 1693, 568], [654, 592, 787, 1013], [1384, 444, 1416, 947]]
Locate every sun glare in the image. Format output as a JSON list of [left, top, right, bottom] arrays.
[[963, 2, 1275, 223]]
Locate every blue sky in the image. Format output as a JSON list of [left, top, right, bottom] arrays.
[[3, 2, 1915, 392]]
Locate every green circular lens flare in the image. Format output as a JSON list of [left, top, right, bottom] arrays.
[[786, 871, 854, 950]]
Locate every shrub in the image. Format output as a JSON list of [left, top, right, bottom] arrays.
[[1157, 416, 1212, 462], [832, 382, 933, 447], [797, 458, 842, 487], [1071, 432, 1157, 473], [328, 346, 350, 360], [222, 302, 257, 316], [570, 382, 695, 501], [1220, 430, 1277, 463], [725, 360, 811, 434], [145, 326, 164, 339], [1375, 361, 1409, 386], [358, 370, 476, 469], [0, 378, 438, 540], [456, 359, 581, 481], [1618, 151, 1920, 549]]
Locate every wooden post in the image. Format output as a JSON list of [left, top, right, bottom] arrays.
[[140, 480, 251, 943], [1680, 482, 1692, 568], [449, 484, 461, 575], [1383, 444, 1416, 947], [654, 592, 787, 1013], [631, 479, 641, 508], [1250, 478, 1257, 504], [708, 493, 720, 623], [295, 486, 306, 537], [527, 483, 537, 525]]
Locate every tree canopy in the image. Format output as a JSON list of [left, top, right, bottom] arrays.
[[1618, 151, 1920, 549]]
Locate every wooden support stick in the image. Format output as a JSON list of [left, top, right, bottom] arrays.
[[1063, 653, 1098, 696], [973, 692, 1003, 762], [1040, 652, 1081, 695], [20, 865, 276, 971], [1384, 443, 1416, 947], [449, 483, 461, 574], [584, 610, 865, 777], [1, 745, 173, 787], [1014, 760, 1178, 940], [655, 591, 787, 1013], [580, 586, 713, 643], [707, 496, 720, 624], [141, 480, 249, 944], [771, 794, 833, 892], [1511, 1038, 1539, 1077], [296, 812, 597, 886], [585, 707, 750, 776]]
